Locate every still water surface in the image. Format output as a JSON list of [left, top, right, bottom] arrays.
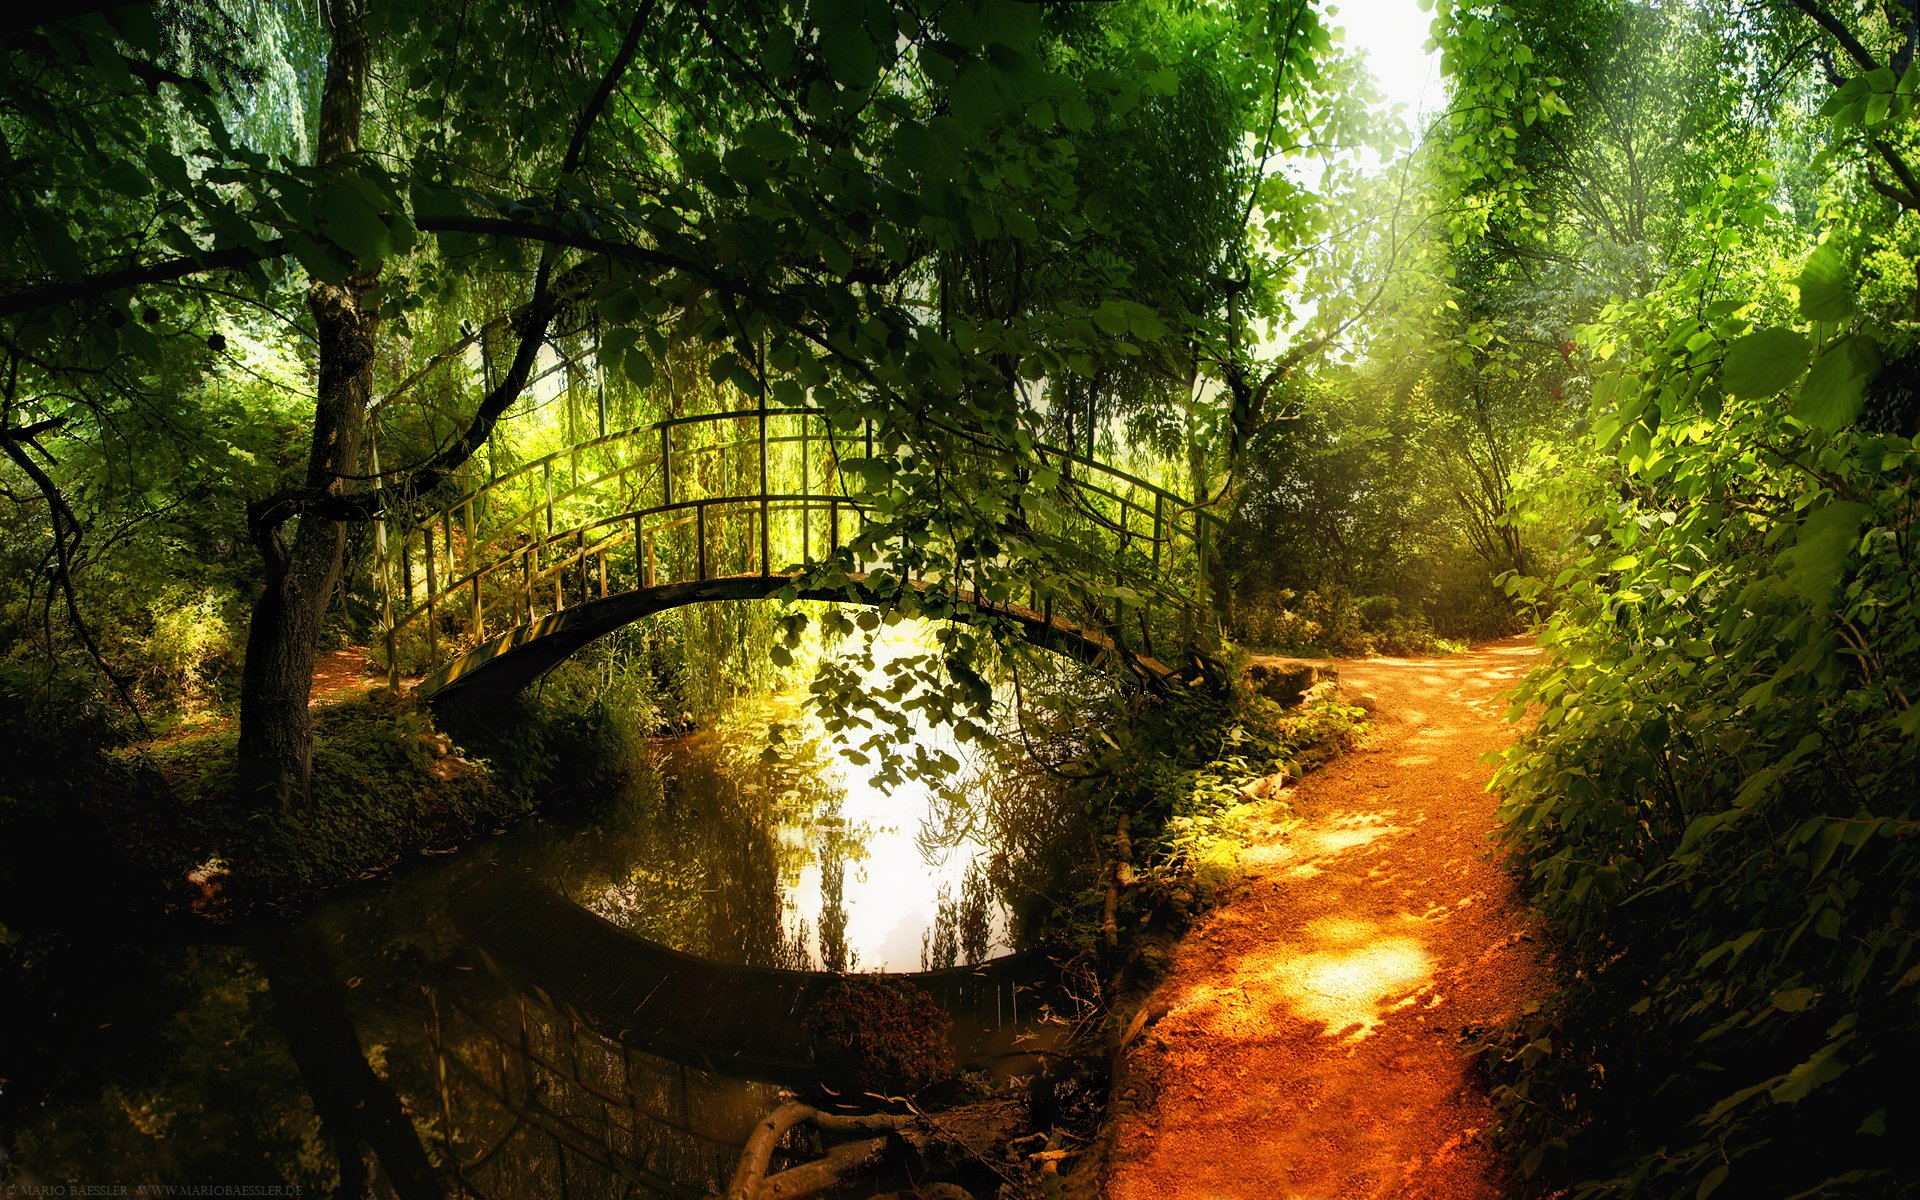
[[6, 632, 1086, 1193]]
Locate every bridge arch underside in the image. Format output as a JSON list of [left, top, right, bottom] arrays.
[[417, 572, 1165, 708]]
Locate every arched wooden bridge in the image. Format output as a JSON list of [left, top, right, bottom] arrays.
[[369, 406, 1219, 701]]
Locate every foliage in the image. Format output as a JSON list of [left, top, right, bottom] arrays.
[[1141, 683, 1363, 905], [1234, 585, 1470, 657], [0, 664, 162, 929], [110, 663, 648, 908], [0, 0, 1399, 812], [805, 975, 956, 1097], [1016, 657, 1364, 941], [1481, 95, 1920, 1200], [125, 692, 490, 905], [6, 942, 334, 1191]]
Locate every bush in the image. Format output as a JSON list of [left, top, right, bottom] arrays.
[[805, 976, 956, 1097], [1486, 347, 1920, 1195], [124, 690, 500, 906], [1234, 585, 1462, 657], [0, 665, 158, 929], [102, 653, 658, 911]]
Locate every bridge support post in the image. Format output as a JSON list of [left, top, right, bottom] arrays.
[[522, 545, 535, 626], [759, 406, 771, 576], [696, 504, 707, 581], [423, 525, 438, 661], [660, 426, 673, 507], [371, 431, 400, 691], [1150, 494, 1164, 644]]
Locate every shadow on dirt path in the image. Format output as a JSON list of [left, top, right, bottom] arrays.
[[1108, 636, 1545, 1200]]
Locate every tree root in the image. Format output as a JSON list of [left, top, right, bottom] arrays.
[[716, 1096, 1031, 1200]]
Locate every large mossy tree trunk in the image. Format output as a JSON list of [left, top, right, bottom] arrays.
[[237, 0, 375, 815]]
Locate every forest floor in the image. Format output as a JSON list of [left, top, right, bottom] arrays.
[[308, 645, 379, 703], [1105, 636, 1547, 1200]]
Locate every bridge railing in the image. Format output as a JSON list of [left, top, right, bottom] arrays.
[[423, 981, 772, 1197], [370, 407, 1218, 685]]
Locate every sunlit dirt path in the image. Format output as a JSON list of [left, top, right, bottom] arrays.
[[1107, 637, 1545, 1200], [309, 645, 379, 703]]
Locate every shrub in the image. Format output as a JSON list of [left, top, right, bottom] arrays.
[[1235, 585, 1461, 657], [1486, 315, 1920, 1197], [805, 976, 956, 1097]]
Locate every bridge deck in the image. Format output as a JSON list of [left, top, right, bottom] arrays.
[[451, 867, 1069, 1088]]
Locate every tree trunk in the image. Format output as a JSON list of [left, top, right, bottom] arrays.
[[237, 0, 375, 814]]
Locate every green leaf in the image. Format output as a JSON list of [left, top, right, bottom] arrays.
[[1722, 328, 1809, 398], [1782, 500, 1868, 604], [288, 233, 353, 285], [316, 183, 390, 266], [1797, 334, 1881, 431], [622, 347, 654, 390], [818, 18, 879, 90], [1696, 1165, 1729, 1200], [1770, 1038, 1849, 1101], [600, 290, 642, 324], [1770, 987, 1817, 1012], [1797, 245, 1854, 321], [1091, 302, 1128, 336], [1809, 820, 1848, 876]]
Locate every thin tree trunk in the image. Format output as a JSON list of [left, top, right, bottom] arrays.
[[237, 0, 375, 814]]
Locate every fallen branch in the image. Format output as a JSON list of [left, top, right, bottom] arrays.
[[717, 1097, 1028, 1200], [722, 1102, 913, 1200]]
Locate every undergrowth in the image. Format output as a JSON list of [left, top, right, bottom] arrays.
[[1022, 657, 1365, 973], [21, 657, 652, 914], [1481, 282, 1920, 1197], [1237, 585, 1470, 658]]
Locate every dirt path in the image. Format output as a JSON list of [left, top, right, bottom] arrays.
[[1106, 637, 1545, 1200], [309, 646, 378, 704]]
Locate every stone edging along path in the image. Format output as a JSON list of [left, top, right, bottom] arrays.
[[1107, 636, 1546, 1200]]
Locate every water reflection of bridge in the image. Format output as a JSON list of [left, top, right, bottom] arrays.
[[425, 981, 762, 1198], [366, 406, 1217, 700], [424, 869, 1068, 1198]]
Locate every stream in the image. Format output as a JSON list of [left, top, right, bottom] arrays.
[[3, 624, 1092, 1195]]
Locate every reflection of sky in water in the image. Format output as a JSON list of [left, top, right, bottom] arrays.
[[781, 618, 1007, 971], [575, 615, 1011, 972]]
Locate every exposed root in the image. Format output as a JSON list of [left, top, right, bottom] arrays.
[[716, 1096, 1034, 1200]]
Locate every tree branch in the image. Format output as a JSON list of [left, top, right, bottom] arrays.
[[0, 412, 148, 731], [1870, 137, 1920, 211], [1788, 0, 1882, 72], [0, 239, 290, 321]]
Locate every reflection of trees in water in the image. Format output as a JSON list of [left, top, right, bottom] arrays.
[[422, 971, 779, 1199], [533, 659, 1088, 972], [917, 732, 1092, 964], [5, 939, 335, 1188], [551, 733, 836, 969], [921, 867, 993, 969], [816, 797, 851, 972], [978, 748, 1096, 949]]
